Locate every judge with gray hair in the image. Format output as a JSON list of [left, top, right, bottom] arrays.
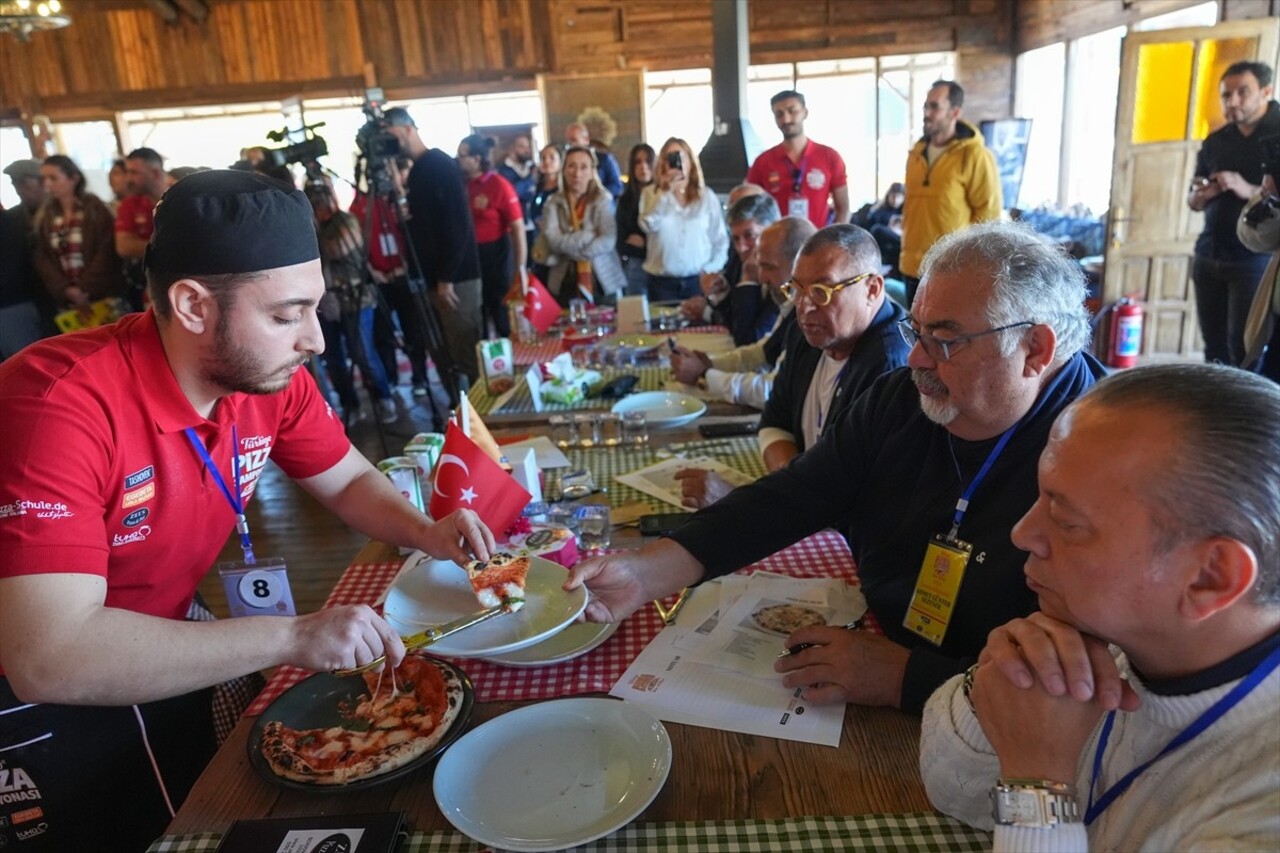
[[569, 220, 1104, 714]]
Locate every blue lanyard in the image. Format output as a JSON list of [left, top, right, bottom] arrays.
[[791, 153, 810, 195], [184, 425, 256, 565], [947, 363, 1072, 541], [1085, 643, 1280, 825]]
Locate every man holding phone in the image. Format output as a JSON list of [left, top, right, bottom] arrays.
[[1187, 60, 1280, 367]]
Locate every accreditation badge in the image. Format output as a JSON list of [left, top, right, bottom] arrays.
[[903, 534, 972, 646], [787, 196, 810, 221]]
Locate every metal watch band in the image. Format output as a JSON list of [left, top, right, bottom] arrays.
[[991, 780, 1082, 827]]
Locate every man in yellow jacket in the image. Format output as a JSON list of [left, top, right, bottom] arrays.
[[900, 80, 1002, 306]]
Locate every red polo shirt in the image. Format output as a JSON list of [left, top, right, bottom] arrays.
[[0, 311, 350, 629], [747, 139, 848, 228], [114, 193, 158, 240], [467, 171, 523, 245]]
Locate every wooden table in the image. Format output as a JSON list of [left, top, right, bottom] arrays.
[[167, 540, 930, 836]]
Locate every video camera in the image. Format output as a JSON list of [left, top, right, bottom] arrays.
[[263, 122, 329, 168], [1244, 132, 1280, 228], [354, 89, 404, 194]]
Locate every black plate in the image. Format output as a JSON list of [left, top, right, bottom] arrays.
[[247, 657, 474, 792]]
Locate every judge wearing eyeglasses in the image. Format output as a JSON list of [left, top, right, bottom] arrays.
[[676, 224, 910, 509], [567, 221, 1106, 714]]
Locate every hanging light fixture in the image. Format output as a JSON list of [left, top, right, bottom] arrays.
[[0, 0, 71, 43]]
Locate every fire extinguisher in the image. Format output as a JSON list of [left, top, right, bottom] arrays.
[[1106, 296, 1144, 369]]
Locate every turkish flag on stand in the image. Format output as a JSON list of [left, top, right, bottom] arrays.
[[428, 422, 531, 534], [523, 273, 562, 335]]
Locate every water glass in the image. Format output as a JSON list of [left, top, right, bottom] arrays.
[[571, 343, 591, 369], [599, 413, 622, 446], [549, 415, 576, 448], [622, 411, 648, 446], [569, 298, 591, 326], [573, 413, 599, 447], [545, 505, 582, 540], [559, 468, 595, 500], [575, 504, 611, 550]]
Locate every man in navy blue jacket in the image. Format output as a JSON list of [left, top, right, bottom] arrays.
[[568, 221, 1104, 714]]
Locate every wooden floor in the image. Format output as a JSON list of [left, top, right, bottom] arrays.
[[198, 380, 454, 618]]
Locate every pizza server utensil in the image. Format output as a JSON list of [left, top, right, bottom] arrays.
[[333, 600, 517, 676]]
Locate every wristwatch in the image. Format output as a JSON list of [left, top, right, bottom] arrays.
[[991, 779, 1081, 827]]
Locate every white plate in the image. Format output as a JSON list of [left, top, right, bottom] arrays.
[[434, 698, 672, 852], [482, 620, 619, 667], [611, 391, 707, 429], [383, 554, 588, 658]]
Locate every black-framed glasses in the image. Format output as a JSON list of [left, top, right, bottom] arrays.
[[897, 320, 1034, 362], [780, 271, 874, 307]]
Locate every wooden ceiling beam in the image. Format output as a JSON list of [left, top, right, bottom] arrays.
[[172, 0, 208, 23], [142, 0, 180, 24]]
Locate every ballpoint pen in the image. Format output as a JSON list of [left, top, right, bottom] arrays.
[[776, 618, 863, 658]]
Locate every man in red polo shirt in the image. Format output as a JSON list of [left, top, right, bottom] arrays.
[[0, 170, 495, 853], [747, 90, 850, 229], [115, 147, 170, 308]]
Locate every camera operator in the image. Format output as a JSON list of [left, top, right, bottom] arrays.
[[383, 107, 482, 385], [1237, 174, 1280, 382]]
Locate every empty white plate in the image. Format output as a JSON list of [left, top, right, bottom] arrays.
[[434, 698, 672, 851], [611, 391, 707, 429], [382, 554, 587, 658]]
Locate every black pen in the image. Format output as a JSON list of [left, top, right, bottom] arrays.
[[776, 618, 863, 658]]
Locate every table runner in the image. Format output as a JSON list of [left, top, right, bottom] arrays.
[[148, 813, 990, 852], [468, 365, 670, 415], [549, 435, 764, 506], [513, 326, 730, 367], [245, 528, 862, 715]]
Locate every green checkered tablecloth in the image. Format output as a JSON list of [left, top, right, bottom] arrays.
[[148, 813, 991, 852], [547, 436, 765, 507], [468, 365, 669, 415]]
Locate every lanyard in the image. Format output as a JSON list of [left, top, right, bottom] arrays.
[[184, 425, 256, 565], [1085, 643, 1280, 825], [815, 358, 851, 435], [947, 361, 1073, 541], [791, 153, 810, 195]]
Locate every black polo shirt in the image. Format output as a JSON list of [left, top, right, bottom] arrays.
[[1194, 100, 1280, 262]]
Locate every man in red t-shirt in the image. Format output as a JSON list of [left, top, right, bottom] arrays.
[[115, 147, 170, 308], [0, 171, 496, 853], [747, 90, 850, 229]]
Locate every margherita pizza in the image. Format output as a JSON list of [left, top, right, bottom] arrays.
[[260, 654, 464, 785], [751, 604, 826, 635], [464, 551, 529, 612]]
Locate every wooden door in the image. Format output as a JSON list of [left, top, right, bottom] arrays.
[[1106, 19, 1279, 361]]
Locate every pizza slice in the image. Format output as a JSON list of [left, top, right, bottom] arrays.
[[463, 551, 530, 613]]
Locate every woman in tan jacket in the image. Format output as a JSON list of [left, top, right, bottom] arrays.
[[33, 155, 125, 313]]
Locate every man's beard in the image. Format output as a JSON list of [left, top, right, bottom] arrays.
[[204, 316, 308, 396], [912, 368, 959, 426]]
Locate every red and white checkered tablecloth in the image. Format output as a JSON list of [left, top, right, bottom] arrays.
[[245, 529, 869, 716]]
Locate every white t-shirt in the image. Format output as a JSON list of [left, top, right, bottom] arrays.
[[800, 352, 847, 450]]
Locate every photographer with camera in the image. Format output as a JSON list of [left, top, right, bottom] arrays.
[[1236, 175, 1280, 382], [383, 107, 483, 385], [1187, 60, 1280, 368]]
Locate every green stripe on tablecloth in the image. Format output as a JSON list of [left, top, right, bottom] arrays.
[[547, 436, 765, 507], [148, 813, 990, 852], [469, 366, 669, 415]]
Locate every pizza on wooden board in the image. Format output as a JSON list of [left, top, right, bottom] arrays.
[[260, 655, 464, 785], [463, 551, 530, 612]]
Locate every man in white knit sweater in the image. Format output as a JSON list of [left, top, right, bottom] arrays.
[[920, 362, 1280, 851]]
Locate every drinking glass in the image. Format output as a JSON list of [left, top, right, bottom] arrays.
[[573, 413, 599, 447], [599, 413, 622, 446], [569, 298, 590, 326], [622, 411, 648, 446], [549, 415, 576, 448], [575, 504, 611, 550], [559, 468, 596, 500]]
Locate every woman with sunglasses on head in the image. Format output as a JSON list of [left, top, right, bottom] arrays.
[[457, 134, 526, 338], [639, 138, 729, 303], [616, 143, 655, 296], [540, 145, 627, 307], [33, 155, 126, 320]]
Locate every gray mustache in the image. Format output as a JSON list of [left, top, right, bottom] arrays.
[[911, 368, 948, 395]]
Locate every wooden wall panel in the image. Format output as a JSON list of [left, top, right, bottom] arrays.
[[0, 0, 1014, 119], [1017, 0, 1213, 53]]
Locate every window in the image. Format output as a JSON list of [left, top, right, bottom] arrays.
[[645, 52, 954, 207], [0, 126, 31, 209], [1133, 2, 1218, 32], [1064, 28, 1124, 213], [1014, 43, 1066, 209]]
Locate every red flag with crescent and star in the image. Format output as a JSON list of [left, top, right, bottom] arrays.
[[522, 273, 562, 335], [428, 422, 531, 533]]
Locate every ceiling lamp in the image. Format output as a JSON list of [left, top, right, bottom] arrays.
[[0, 0, 71, 43]]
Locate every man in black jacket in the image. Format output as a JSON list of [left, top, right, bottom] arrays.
[[385, 107, 483, 384], [568, 221, 1103, 714]]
